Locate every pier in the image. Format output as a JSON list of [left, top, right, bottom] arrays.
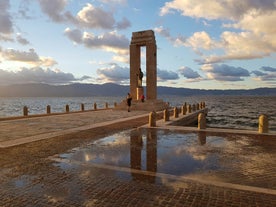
[[1, 29, 275, 206], [1, 103, 276, 206]]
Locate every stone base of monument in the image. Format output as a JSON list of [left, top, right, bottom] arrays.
[[115, 99, 169, 111]]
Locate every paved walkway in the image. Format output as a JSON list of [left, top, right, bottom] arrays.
[[0, 109, 276, 206]]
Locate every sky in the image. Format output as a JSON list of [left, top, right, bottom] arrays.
[[0, 0, 276, 89]]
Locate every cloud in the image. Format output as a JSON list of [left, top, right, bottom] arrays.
[[38, 0, 67, 22], [64, 28, 129, 55], [160, 0, 275, 20], [97, 63, 129, 84], [201, 64, 250, 81], [160, 0, 276, 64], [0, 0, 13, 40], [0, 67, 90, 85], [16, 34, 30, 45], [76, 3, 115, 29], [37, 1, 131, 30], [179, 67, 201, 79], [157, 68, 179, 81], [252, 66, 276, 82], [1, 48, 57, 67], [261, 66, 276, 72]]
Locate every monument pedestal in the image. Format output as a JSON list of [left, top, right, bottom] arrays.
[[136, 87, 144, 101]]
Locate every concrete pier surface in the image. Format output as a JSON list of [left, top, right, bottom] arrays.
[[1, 109, 276, 206]]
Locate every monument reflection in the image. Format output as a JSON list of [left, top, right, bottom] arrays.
[[130, 129, 157, 183]]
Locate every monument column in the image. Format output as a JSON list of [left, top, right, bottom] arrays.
[[130, 44, 140, 98], [146, 43, 157, 100]]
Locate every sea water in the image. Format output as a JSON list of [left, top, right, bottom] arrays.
[[0, 95, 275, 131]]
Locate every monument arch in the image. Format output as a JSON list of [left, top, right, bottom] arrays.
[[130, 30, 157, 100]]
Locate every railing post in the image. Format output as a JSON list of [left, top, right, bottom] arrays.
[[187, 104, 191, 113], [196, 103, 200, 110], [23, 106, 28, 116], [174, 107, 179, 118], [259, 114, 269, 133], [46, 105, 51, 114], [149, 111, 156, 127], [163, 109, 169, 122], [182, 105, 187, 115], [198, 113, 206, 129]]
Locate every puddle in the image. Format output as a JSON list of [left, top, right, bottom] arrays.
[[53, 128, 276, 179]]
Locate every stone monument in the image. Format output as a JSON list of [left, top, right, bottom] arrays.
[[116, 30, 167, 111], [130, 30, 157, 101]]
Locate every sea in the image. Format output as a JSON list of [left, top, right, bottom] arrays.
[[0, 95, 275, 132]]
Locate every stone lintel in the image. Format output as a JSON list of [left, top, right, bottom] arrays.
[[131, 30, 156, 45]]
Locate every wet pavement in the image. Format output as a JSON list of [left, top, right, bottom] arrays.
[[0, 110, 276, 206]]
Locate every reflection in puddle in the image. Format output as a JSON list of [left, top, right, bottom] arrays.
[[53, 128, 275, 185]]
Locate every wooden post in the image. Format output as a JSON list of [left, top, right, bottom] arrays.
[[65, 104, 69, 113], [196, 103, 200, 110], [23, 106, 28, 116], [105, 102, 108, 109], [259, 114, 269, 133], [46, 105, 51, 114], [198, 113, 206, 129], [94, 103, 97, 110], [114, 102, 117, 108], [81, 103, 84, 111]]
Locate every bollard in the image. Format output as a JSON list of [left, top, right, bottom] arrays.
[[200, 102, 203, 109], [81, 103, 84, 111], [105, 102, 108, 109], [46, 105, 51, 114], [174, 107, 179, 118], [202, 102, 206, 108], [163, 109, 169, 122], [196, 103, 200, 110], [149, 111, 156, 127], [259, 114, 269, 133], [182, 105, 187, 115], [65, 104, 69, 113], [94, 103, 97, 110], [23, 106, 28, 116], [192, 104, 196, 112], [198, 113, 206, 129], [114, 102, 117, 108], [187, 104, 191, 113]]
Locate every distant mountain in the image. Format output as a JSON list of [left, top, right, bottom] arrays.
[[0, 83, 275, 97]]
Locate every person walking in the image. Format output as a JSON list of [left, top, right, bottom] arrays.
[[126, 93, 132, 112]]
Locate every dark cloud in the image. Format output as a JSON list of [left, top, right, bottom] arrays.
[[37, 1, 131, 30], [116, 17, 131, 29], [16, 34, 30, 45], [0, 0, 13, 37], [64, 28, 129, 54], [252, 66, 276, 82], [206, 64, 250, 81], [179, 67, 201, 79], [38, 0, 67, 22], [96, 63, 129, 83], [0, 67, 90, 85], [157, 68, 179, 81], [3, 48, 39, 62], [261, 66, 276, 72]]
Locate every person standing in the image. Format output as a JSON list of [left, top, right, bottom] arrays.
[[126, 93, 132, 112]]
